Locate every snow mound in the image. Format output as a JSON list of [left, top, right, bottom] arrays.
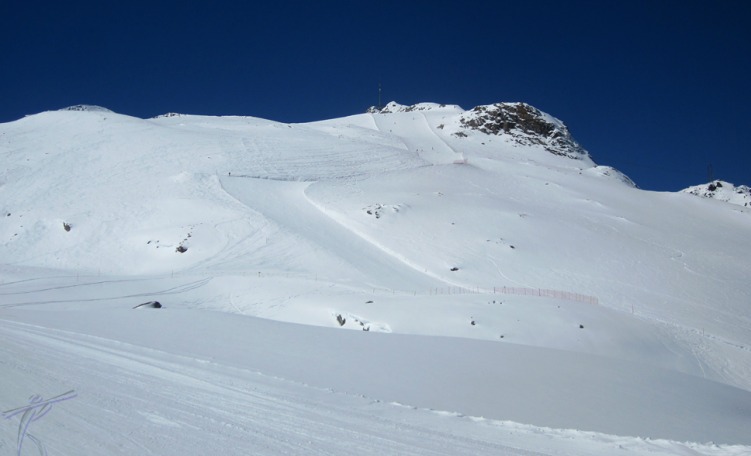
[[457, 102, 589, 159], [367, 101, 463, 114], [152, 112, 185, 119], [682, 180, 751, 207], [58, 104, 113, 113]]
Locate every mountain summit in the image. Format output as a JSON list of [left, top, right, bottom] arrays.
[[366, 101, 463, 113], [59, 104, 113, 113], [368, 101, 588, 160], [682, 180, 751, 207]]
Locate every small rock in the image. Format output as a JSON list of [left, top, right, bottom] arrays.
[[133, 301, 162, 309]]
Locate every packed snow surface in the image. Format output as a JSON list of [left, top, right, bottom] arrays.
[[1, 103, 750, 455]]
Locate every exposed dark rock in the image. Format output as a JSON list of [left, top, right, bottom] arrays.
[[133, 301, 162, 309], [458, 103, 587, 159]]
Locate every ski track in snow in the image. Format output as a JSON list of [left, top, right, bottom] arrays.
[[0, 277, 212, 308], [1, 318, 748, 456], [0, 319, 521, 455], [370, 111, 462, 165], [219, 176, 441, 292]]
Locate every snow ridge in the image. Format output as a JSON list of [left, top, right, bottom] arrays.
[[152, 112, 184, 118], [682, 180, 751, 207], [367, 101, 463, 113], [58, 104, 113, 113]]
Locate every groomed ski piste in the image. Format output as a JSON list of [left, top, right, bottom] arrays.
[[1, 103, 750, 455]]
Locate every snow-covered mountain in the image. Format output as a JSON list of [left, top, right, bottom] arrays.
[[1, 102, 750, 455]]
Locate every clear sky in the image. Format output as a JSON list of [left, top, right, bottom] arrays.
[[2, 0, 749, 191]]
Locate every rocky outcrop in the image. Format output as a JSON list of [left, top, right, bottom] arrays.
[[458, 103, 587, 159], [367, 100, 588, 160]]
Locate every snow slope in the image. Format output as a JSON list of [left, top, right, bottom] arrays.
[[1, 103, 750, 454]]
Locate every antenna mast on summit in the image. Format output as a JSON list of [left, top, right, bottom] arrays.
[[378, 82, 382, 109]]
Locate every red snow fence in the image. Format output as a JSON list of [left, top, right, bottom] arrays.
[[492, 286, 599, 305], [428, 286, 599, 305]]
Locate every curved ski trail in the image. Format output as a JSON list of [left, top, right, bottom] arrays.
[[219, 177, 440, 291], [370, 112, 462, 165]]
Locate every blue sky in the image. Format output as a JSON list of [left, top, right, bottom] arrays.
[[2, 1, 749, 191]]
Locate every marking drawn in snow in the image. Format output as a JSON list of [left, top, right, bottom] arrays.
[[3, 390, 77, 456]]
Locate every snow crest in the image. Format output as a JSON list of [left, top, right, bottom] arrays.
[[367, 101, 463, 113], [58, 104, 113, 113], [682, 180, 751, 207]]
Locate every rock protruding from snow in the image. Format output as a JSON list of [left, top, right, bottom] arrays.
[[458, 103, 588, 159], [367, 101, 463, 114], [152, 112, 184, 119], [59, 104, 113, 113], [682, 180, 751, 207]]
